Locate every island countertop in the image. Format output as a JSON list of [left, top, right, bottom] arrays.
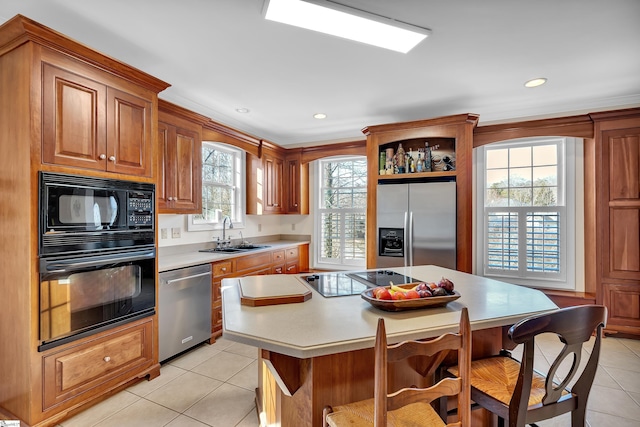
[[221, 265, 558, 359]]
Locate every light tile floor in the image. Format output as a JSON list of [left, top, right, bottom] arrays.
[[58, 334, 640, 427]]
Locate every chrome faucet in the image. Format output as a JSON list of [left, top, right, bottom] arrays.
[[222, 216, 233, 246]]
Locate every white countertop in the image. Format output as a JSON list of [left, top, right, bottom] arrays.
[[158, 239, 309, 272], [221, 265, 558, 359]]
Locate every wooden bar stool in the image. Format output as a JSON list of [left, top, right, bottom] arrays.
[[448, 305, 607, 427], [323, 307, 471, 427]]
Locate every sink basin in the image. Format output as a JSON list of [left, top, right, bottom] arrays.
[[235, 244, 270, 250], [198, 244, 270, 254]]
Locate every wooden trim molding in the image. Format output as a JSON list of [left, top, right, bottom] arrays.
[[0, 14, 170, 93], [300, 140, 366, 164], [473, 114, 595, 147], [158, 99, 210, 126], [362, 113, 479, 136]]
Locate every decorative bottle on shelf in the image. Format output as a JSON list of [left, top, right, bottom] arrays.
[[379, 151, 386, 174], [424, 143, 432, 172], [395, 143, 406, 173], [416, 150, 424, 172]]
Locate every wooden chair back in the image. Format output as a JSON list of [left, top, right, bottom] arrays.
[[507, 304, 607, 425], [374, 307, 471, 427]]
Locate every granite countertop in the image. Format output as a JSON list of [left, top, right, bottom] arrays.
[[158, 238, 310, 272], [221, 265, 558, 359]]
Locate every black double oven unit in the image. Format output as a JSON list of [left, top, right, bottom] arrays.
[[38, 172, 156, 351]]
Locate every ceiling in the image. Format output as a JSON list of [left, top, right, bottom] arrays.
[[1, 0, 639, 147]]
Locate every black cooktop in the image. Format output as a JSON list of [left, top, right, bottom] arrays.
[[304, 270, 421, 298]]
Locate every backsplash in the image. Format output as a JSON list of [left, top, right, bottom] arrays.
[[157, 214, 313, 247]]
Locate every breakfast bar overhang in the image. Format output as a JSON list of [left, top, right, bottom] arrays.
[[222, 265, 558, 426]]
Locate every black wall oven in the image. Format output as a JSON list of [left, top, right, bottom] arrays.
[[38, 172, 156, 351]]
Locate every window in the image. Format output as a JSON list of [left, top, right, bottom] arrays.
[[476, 137, 579, 290], [314, 156, 367, 269], [188, 142, 245, 230]]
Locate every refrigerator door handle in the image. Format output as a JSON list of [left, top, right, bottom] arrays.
[[404, 212, 413, 267]]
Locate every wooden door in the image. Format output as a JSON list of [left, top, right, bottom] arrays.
[[106, 87, 153, 176], [42, 63, 107, 171], [157, 121, 201, 213], [171, 126, 201, 212], [264, 154, 284, 213], [285, 155, 308, 214]]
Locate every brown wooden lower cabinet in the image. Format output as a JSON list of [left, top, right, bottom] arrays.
[[42, 317, 158, 415]]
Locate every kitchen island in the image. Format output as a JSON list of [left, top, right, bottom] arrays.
[[222, 265, 558, 426]]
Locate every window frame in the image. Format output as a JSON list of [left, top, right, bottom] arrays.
[[475, 137, 579, 290], [313, 155, 367, 270], [187, 142, 246, 231]]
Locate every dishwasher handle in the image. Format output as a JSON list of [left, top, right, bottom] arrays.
[[165, 272, 211, 285]]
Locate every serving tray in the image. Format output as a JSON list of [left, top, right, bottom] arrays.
[[361, 283, 460, 312]]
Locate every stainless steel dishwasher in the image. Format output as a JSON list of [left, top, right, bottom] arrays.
[[159, 264, 212, 362]]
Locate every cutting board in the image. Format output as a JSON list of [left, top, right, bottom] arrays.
[[239, 275, 312, 307]]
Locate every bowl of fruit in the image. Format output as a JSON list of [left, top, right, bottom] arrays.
[[361, 277, 460, 312]]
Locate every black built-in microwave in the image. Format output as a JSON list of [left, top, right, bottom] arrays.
[[39, 172, 155, 256]]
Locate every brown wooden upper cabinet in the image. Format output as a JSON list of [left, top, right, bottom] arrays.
[[42, 56, 154, 177], [247, 145, 309, 215], [285, 149, 309, 214], [157, 104, 204, 214]]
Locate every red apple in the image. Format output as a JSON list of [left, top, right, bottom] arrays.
[[376, 288, 392, 300]]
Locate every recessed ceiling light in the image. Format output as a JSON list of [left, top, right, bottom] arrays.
[[313, 113, 327, 119], [524, 78, 547, 88], [235, 108, 250, 113], [263, 0, 431, 54]]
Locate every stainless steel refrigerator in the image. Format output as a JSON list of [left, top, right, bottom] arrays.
[[376, 181, 456, 269]]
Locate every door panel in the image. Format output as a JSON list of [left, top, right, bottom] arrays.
[[409, 181, 457, 269]]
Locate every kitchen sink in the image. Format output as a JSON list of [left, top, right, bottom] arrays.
[[235, 244, 270, 250], [199, 244, 270, 254]]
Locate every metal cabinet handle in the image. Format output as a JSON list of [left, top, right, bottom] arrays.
[[168, 196, 173, 201], [99, 154, 106, 160], [103, 356, 111, 362], [294, 203, 298, 207], [287, 266, 294, 271], [274, 203, 279, 207], [108, 155, 116, 162], [221, 267, 227, 272]]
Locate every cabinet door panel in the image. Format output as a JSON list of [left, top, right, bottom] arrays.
[[287, 158, 300, 212], [173, 127, 201, 211], [609, 208, 640, 277], [106, 87, 152, 176], [42, 63, 107, 170], [264, 155, 284, 213], [608, 132, 640, 200], [603, 283, 640, 330]]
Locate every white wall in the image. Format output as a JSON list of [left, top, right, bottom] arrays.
[[157, 213, 314, 247]]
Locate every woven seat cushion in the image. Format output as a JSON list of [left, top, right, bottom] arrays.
[[448, 356, 567, 407], [326, 398, 445, 427]]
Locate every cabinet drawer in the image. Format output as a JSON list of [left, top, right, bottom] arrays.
[[285, 262, 299, 274], [213, 261, 233, 277], [285, 247, 299, 260], [272, 250, 285, 263], [43, 318, 153, 409], [236, 252, 271, 272]]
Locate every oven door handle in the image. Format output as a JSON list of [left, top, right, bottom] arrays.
[[41, 249, 155, 273]]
